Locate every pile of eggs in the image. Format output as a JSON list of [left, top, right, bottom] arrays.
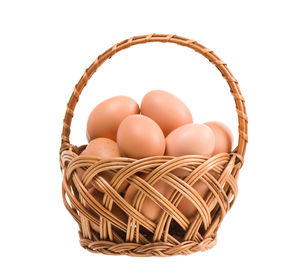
[[80, 90, 233, 226]]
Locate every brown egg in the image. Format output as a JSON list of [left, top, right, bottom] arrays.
[[124, 178, 174, 222], [165, 124, 215, 157], [88, 187, 127, 233], [177, 180, 209, 219], [165, 124, 215, 178], [83, 137, 120, 158], [87, 96, 140, 142], [117, 114, 165, 159], [78, 138, 128, 193], [141, 90, 193, 136], [204, 121, 233, 155], [171, 168, 190, 178]]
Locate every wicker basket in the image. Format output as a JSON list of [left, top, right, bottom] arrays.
[[59, 34, 248, 257]]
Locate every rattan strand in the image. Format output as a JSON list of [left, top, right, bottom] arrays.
[[59, 34, 248, 256]]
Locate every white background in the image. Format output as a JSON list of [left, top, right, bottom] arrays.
[[1, 0, 299, 275]]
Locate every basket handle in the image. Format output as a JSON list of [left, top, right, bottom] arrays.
[[60, 34, 248, 158]]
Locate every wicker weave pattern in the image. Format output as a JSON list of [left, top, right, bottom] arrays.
[[60, 34, 248, 256]]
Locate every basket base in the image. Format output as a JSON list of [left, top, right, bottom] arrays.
[[79, 231, 217, 257]]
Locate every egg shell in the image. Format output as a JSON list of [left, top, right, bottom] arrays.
[[172, 168, 190, 178], [117, 114, 165, 159], [177, 180, 209, 219], [141, 90, 193, 136], [87, 96, 140, 142], [83, 137, 120, 158], [78, 138, 128, 193], [124, 178, 174, 222], [204, 121, 233, 155], [165, 123, 215, 157], [87, 187, 127, 233]]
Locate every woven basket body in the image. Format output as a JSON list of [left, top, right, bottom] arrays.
[[59, 34, 248, 257]]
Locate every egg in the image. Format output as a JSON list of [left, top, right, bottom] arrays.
[[141, 90, 193, 136], [177, 180, 209, 219], [78, 138, 128, 193], [204, 121, 233, 155], [124, 178, 174, 222], [165, 124, 215, 178], [117, 114, 165, 159], [83, 137, 120, 158], [87, 96, 140, 142], [165, 123, 215, 157], [87, 187, 127, 233], [171, 168, 190, 179]]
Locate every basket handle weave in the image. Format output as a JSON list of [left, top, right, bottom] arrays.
[[60, 34, 248, 158]]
